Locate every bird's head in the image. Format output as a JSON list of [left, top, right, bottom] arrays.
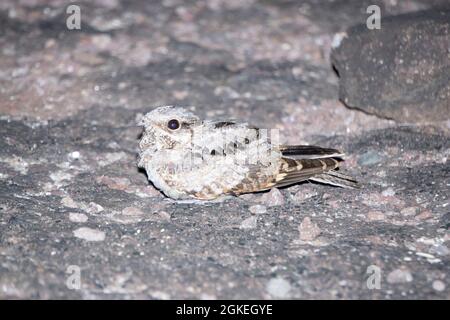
[[138, 106, 200, 149]]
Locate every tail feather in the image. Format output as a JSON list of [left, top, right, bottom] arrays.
[[278, 145, 359, 189], [235, 145, 359, 193], [309, 170, 360, 189], [280, 145, 344, 159]]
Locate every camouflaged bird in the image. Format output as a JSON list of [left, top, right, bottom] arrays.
[[138, 106, 359, 200]]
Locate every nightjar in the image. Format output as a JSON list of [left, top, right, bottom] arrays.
[[138, 106, 359, 200]]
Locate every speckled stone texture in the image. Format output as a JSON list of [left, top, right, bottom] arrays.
[[332, 8, 450, 122], [0, 0, 449, 299]]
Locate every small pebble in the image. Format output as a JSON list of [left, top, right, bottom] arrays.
[[240, 216, 257, 229], [50, 171, 73, 184], [259, 188, 284, 206], [401, 207, 418, 216], [85, 202, 104, 214], [292, 187, 318, 203], [249, 204, 267, 214], [298, 217, 321, 241], [97, 176, 131, 191], [122, 206, 144, 216], [367, 210, 386, 221], [158, 211, 171, 221], [73, 227, 105, 242], [61, 196, 79, 209], [432, 280, 446, 292], [403, 257, 412, 262], [415, 210, 432, 220], [387, 268, 413, 284], [68, 151, 81, 160], [338, 280, 348, 286], [382, 187, 395, 197], [266, 277, 291, 298], [69, 212, 88, 223], [358, 150, 383, 166]]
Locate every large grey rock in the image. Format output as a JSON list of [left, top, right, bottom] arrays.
[[332, 9, 450, 122]]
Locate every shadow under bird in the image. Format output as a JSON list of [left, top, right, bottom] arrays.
[[138, 106, 359, 200]]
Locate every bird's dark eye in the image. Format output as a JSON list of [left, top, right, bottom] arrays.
[[167, 119, 180, 130]]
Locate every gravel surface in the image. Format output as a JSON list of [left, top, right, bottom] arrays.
[[0, 0, 449, 299]]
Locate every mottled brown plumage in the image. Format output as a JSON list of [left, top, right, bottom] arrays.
[[138, 106, 359, 200]]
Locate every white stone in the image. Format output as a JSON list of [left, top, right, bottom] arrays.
[[432, 280, 445, 292], [240, 216, 257, 230], [266, 277, 291, 298], [249, 205, 267, 214], [298, 217, 321, 241], [73, 227, 105, 242], [69, 212, 88, 223], [382, 187, 395, 197], [259, 188, 284, 206], [61, 196, 79, 208], [69, 151, 81, 160], [387, 268, 413, 284]]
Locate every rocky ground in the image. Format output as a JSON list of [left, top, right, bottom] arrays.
[[0, 0, 449, 299]]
